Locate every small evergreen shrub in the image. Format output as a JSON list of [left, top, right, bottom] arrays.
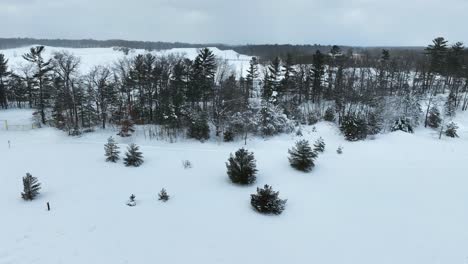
[[391, 117, 414, 133], [313, 137, 325, 153], [445, 122, 459, 138], [188, 114, 210, 141], [288, 140, 317, 172], [323, 107, 335, 122], [21, 173, 41, 201], [182, 160, 192, 169], [158, 188, 170, 202], [223, 130, 234, 142], [340, 116, 368, 141], [295, 128, 303, 137], [118, 119, 135, 137], [427, 106, 442, 129], [337, 146, 343, 154], [366, 111, 382, 135], [127, 194, 136, 206], [250, 184, 287, 215], [226, 148, 257, 185], [124, 143, 144, 167], [104, 136, 120, 162], [69, 127, 82, 136]]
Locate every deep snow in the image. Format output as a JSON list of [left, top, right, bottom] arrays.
[[1, 109, 468, 264]]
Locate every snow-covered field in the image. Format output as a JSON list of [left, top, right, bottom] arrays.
[[1, 109, 468, 264], [0, 46, 253, 76]]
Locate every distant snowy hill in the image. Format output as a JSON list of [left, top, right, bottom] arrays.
[[0, 46, 253, 76]]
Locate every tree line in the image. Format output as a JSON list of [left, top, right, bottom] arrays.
[[0, 37, 466, 141]]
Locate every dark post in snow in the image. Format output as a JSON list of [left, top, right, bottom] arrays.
[[8, 140, 10, 148], [47, 202, 50, 211]]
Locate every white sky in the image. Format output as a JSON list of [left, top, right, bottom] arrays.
[[1, 0, 467, 46]]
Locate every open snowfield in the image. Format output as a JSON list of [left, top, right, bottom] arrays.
[[1, 109, 468, 264], [0, 46, 253, 76]]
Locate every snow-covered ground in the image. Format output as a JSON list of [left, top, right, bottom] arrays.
[[1, 109, 468, 264], [0, 46, 253, 76]]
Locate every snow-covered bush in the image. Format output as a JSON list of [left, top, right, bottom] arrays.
[[323, 107, 335, 122], [187, 113, 210, 141], [124, 143, 144, 167], [127, 194, 136, 206], [158, 188, 170, 202], [427, 106, 442, 129], [445, 122, 459, 138], [104, 136, 120, 162], [226, 148, 257, 185], [307, 112, 320, 125], [258, 103, 294, 137], [118, 119, 135, 137], [182, 160, 192, 169], [340, 115, 368, 141], [288, 140, 317, 172], [21, 173, 41, 201], [223, 130, 234, 142], [250, 184, 287, 215], [390, 117, 414, 133], [366, 111, 382, 135], [337, 146, 343, 154]]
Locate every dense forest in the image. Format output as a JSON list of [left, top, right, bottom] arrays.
[[0, 37, 466, 142]]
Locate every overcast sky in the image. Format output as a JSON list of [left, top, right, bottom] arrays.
[[1, 0, 466, 46]]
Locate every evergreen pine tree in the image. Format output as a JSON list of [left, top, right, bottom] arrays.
[[22, 46, 54, 124], [226, 148, 257, 185], [158, 188, 170, 202], [323, 107, 335, 122], [340, 116, 368, 141], [444, 91, 457, 117], [21, 173, 41, 201], [117, 119, 135, 137], [0, 54, 10, 109], [250, 184, 287, 215], [127, 194, 136, 206], [366, 111, 382, 135], [187, 113, 210, 141], [313, 137, 325, 153], [391, 117, 414, 133], [445, 122, 459, 138], [223, 130, 234, 142], [104, 136, 120, 162], [245, 57, 259, 99], [124, 143, 144, 167], [337, 146, 343, 154], [288, 140, 317, 172], [427, 106, 442, 128]]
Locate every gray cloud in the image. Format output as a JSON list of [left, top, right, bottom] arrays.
[[1, 0, 466, 46]]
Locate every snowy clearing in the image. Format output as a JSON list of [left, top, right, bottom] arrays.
[[1, 109, 468, 264], [0, 45, 253, 76]]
